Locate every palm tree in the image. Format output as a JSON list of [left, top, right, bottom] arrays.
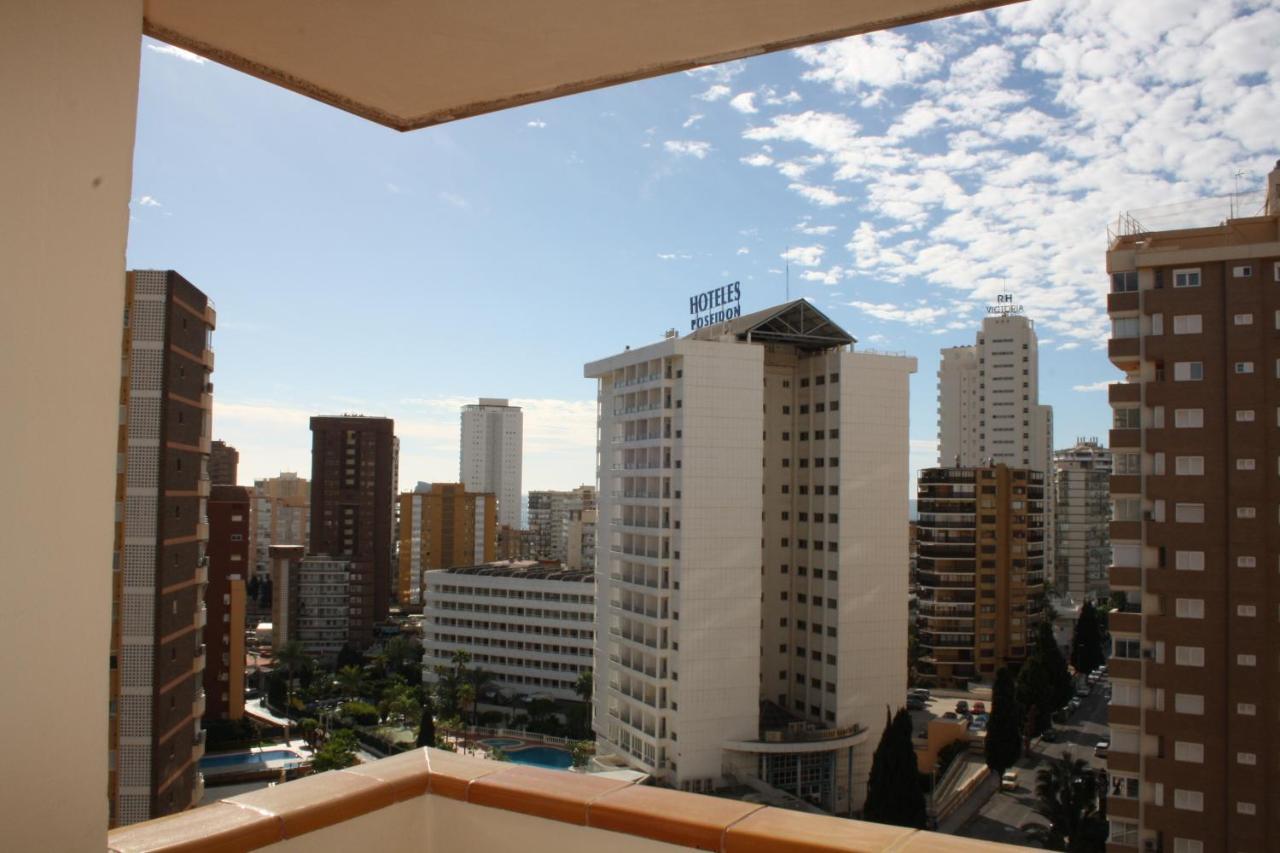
[[274, 640, 310, 743], [574, 670, 593, 704], [1027, 752, 1106, 852], [336, 665, 365, 701], [457, 683, 476, 731]]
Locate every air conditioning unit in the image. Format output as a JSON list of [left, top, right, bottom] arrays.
[[1142, 648, 1155, 660]]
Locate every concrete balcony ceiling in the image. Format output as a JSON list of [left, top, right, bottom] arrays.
[[143, 0, 1021, 131]]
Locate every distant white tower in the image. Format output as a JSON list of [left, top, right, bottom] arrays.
[[460, 398, 524, 529]]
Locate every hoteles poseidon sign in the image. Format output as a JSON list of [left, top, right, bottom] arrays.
[[689, 281, 742, 330]]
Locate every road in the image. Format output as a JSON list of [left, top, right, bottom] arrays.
[[956, 680, 1110, 847]]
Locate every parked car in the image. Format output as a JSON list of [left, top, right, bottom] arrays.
[[955, 700, 970, 715], [1041, 728, 1059, 743], [1001, 771, 1019, 791], [910, 688, 931, 700], [972, 701, 986, 715], [1067, 698, 1081, 714], [1075, 686, 1091, 699], [906, 695, 926, 711], [1095, 739, 1110, 757], [973, 714, 990, 727]]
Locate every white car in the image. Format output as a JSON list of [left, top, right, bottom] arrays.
[[1001, 771, 1019, 791]]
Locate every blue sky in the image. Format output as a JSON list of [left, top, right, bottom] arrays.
[[127, 1, 1280, 494]]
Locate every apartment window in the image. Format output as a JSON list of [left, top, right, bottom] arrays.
[[1237, 604, 1256, 617], [1232, 264, 1252, 278], [1109, 775, 1139, 799], [1236, 752, 1258, 766], [1173, 362, 1203, 381], [1175, 599, 1204, 619], [1174, 693, 1204, 715], [1113, 638, 1141, 659], [1174, 456, 1203, 475], [1234, 313, 1253, 325], [1112, 317, 1139, 339], [1109, 821, 1138, 845], [1174, 741, 1204, 763], [1173, 841, 1204, 853], [1237, 555, 1256, 568], [1238, 456, 1257, 470], [1113, 498, 1141, 522], [1238, 703, 1256, 715], [1113, 407, 1140, 429], [1237, 802, 1257, 816], [1237, 654, 1256, 666], [1172, 314, 1202, 334], [1111, 271, 1138, 292], [1110, 682, 1139, 706], [1174, 408, 1204, 427], [1235, 361, 1254, 374], [1173, 268, 1201, 288], [1113, 452, 1140, 474], [1275, 261, 1280, 281], [1174, 789, 1204, 812], [1175, 646, 1204, 667], [1237, 506, 1256, 519], [1174, 503, 1204, 523], [1236, 409, 1255, 422]]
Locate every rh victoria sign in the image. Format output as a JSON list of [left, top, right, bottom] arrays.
[[986, 293, 1024, 316], [689, 281, 742, 330]]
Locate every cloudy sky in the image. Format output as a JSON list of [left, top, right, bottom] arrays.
[[127, 0, 1279, 495]]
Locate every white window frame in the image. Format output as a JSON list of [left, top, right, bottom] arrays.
[[1237, 555, 1256, 568], [1236, 409, 1255, 422], [1234, 312, 1253, 325], [1174, 789, 1204, 812], [1232, 265, 1252, 278], [1238, 702, 1257, 715], [1173, 268, 1201, 288], [1237, 458, 1256, 470], [1237, 604, 1256, 617], [1173, 314, 1202, 334], [1175, 599, 1204, 619], [1174, 693, 1204, 715], [1237, 654, 1256, 666], [1237, 506, 1256, 519], [1174, 741, 1204, 763], [1174, 840, 1205, 853], [1235, 361, 1254, 374], [1174, 503, 1205, 523], [1175, 551, 1205, 571], [1175, 646, 1205, 667], [1174, 408, 1204, 428], [1237, 752, 1257, 765], [1175, 456, 1204, 475], [1174, 361, 1204, 381]]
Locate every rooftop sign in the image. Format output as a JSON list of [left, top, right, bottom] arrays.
[[689, 281, 741, 330], [986, 293, 1023, 316]]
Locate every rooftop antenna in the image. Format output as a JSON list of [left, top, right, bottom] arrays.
[[1232, 168, 1245, 219]]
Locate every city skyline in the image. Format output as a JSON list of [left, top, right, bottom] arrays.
[[124, 2, 1280, 494]]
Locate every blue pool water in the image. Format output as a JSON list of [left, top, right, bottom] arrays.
[[200, 749, 302, 770], [504, 746, 573, 770], [481, 738, 524, 750]]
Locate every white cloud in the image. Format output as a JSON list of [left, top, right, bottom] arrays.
[[134, 195, 162, 207], [147, 43, 207, 64], [736, 247, 750, 255], [781, 245, 825, 267], [764, 88, 803, 106], [438, 191, 468, 209], [787, 183, 851, 206], [684, 60, 746, 83], [1072, 380, 1111, 392], [801, 266, 847, 285], [729, 92, 759, 114], [847, 300, 950, 326], [657, 252, 693, 261], [664, 140, 712, 159], [796, 222, 836, 236], [696, 84, 731, 102], [740, 152, 774, 167], [795, 31, 943, 92], [385, 182, 405, 195], [682, 114, 704, 128], [526, 120, 546, 128]]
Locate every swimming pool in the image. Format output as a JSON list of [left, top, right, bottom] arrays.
[[480, 738, 525, 750], [200, 749, 302, 770], [504, 746, 573, 770]]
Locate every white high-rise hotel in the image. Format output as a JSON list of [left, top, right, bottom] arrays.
[[938, 313, 1054, 572], [460, 398, 523, 529], [586, 300, 915, 813]]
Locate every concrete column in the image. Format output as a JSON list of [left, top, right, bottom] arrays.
[[0, 0, 143, 846]]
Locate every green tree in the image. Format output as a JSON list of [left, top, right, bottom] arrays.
[[456, 683, 476, 728], [571, 739, 595, 769], [416, 697, 436, 748], [336, 665, 366, 700], [1026, 752, 1107, 852], [574, 670, 593, 703], [297, 718, 321, 750], [984, 667, 1022, 774], [311, 729, 359, 772], [1036, 621, 1074, 712], [1015, 653, 1053, 739], [432, 650, 472, 717], [1070, 601, 1106, 675], [863, 708, 927, 828]]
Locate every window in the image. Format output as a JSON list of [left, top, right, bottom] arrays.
[[1173, 361, 1203, 381], [1110, 682, 1139, 706], [1237, 604, 1256, 617], [1174, 741, 1204, 763], [1113, 408, 1140, 429], [1234, 313, 1253, 325], [1113, 638, 1141, 659], [1232, 265, 1252, 278], [1111, 271, 1138, 292], [1237, 802, 1256, 816], [1173, 268, 1201, 288], [1238, 702, 1256, 715], [1174, 456, 1203, 475], [1109, 821, 1138, 845], [1173, 840, 1204, 853], [1175, 599, 1204, 619], [1237, 654, 1256, 666], [1113, 452, 1140, 475], [1174, 503, 1204, 523], [1112, 317, 1139, 338], [1174, 789, 1204, 812], [1174, 693, 1204, 715], [1235, 361, 1254, 374], [1113, 498, 1141, 522], [1237, 409, 1255, 422], [1237, 506, 1256, 519], [1172, 314, 1202, 334], [1174, 408, 1203, 427], [1237, 555, 1256, 568], [1175, 646, 1204, 667], [1109, 775, 1140, 799]]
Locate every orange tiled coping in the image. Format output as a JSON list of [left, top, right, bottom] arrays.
[[107, 748, 1029, 852]]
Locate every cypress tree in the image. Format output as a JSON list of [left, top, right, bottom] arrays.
[[863, 707, 927, 828], [1015, 653, 1053, 737], [416, 696, 436, 748], [1070, 601, 1105, 675], [985, 667, 1022, 773], [1036, 621, 1074, 711]]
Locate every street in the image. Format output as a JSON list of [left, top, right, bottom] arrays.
[[956, 681, 1110, 847]]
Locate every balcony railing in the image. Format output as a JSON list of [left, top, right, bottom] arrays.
[[107, 748, 1041, 853]]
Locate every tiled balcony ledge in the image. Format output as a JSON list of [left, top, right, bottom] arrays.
[[108, 748, 1029, 852]]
